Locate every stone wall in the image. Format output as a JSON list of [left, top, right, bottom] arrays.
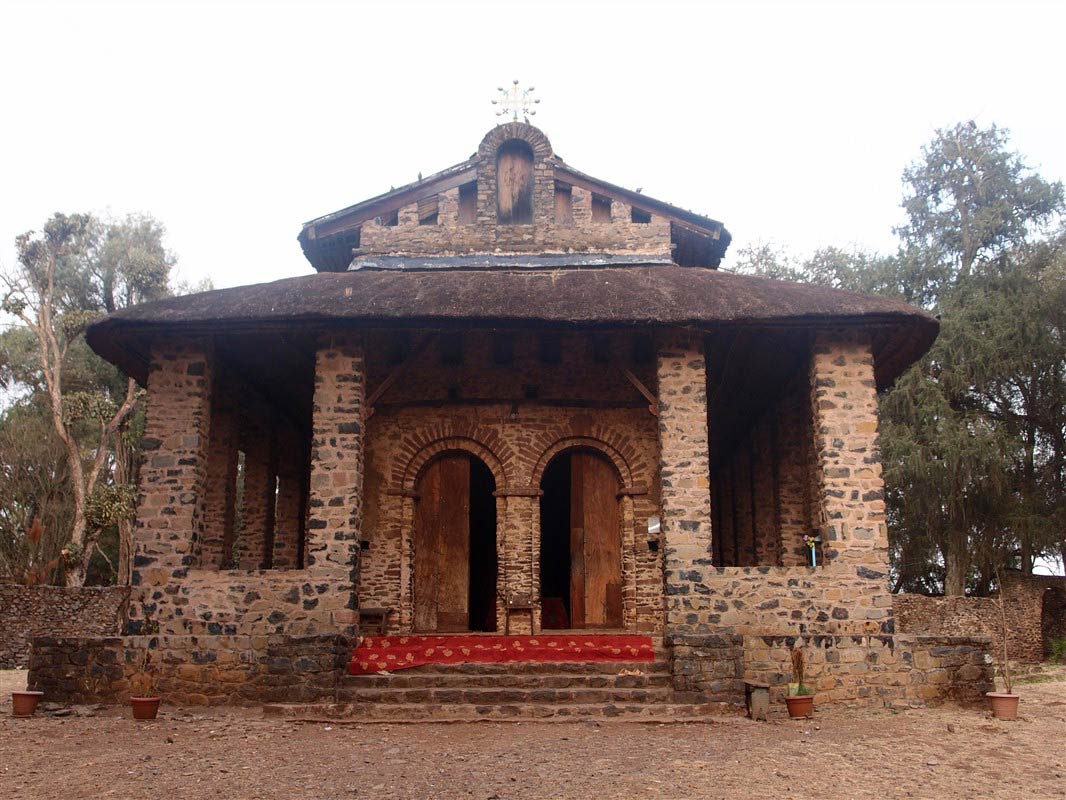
[[353, 122, 673, 260], [669, 632, 993, 711], [360, 329, 662, 633], [28, 634, 348, 705], [895, 573, 1066, 663], [0, 585, 129, 668]]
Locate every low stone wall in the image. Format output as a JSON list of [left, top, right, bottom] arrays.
[[668, 632, 993, 710], [0, 584, 129, 668], [669, 565, 895, 639], [894, 573, 1066, 663], [28, 634, 350, 705]]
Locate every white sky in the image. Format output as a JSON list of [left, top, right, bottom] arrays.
[[1, 0, 1064, 290]]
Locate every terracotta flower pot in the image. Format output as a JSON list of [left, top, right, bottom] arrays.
[[130, 696, 162, 720], [987, 692, 1019, 721], [785, 694, 814, 718], [11, 691, 44, 717]]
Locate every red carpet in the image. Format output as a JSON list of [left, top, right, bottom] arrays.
[[349, 634, 656, 675]]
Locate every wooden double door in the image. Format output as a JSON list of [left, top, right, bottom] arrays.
[[413, 454, 497, 633], [541, 450, 623, 630]]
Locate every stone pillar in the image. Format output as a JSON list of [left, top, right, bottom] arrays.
[[272, 423, 307, 570], [809, 330, 888, 572], [305, 336, 365, 634], [200, 375, 238, 569], [130, 340, 213, 618], [236, 406, 276, 570], [499, 491, 536, 634], [656, 331, 713, 630]]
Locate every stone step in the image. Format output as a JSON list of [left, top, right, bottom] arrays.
[[263, 700, 733, 722], [342, 672, 672, 689], [346, 658, 671, 677], [336, 685, 677, 705]]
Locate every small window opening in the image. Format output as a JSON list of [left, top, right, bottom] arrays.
[[440, 333, 463, 366], [554, 182, 574, 225], [591, 334, 610, 364], [492, 333, 515, 365], [458, 181, 477, 225], [387, 332, 412, 366], [380, 209, 399, 227], [592, 195, 612, 224], [631, 333, 653, 364], [539, 333, 562, 365], [524, 384, 540, 400], [631, 207, 651, 224], [418, 195, 439, 226]]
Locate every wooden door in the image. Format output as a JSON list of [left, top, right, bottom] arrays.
[[413, 455, 471, 632], [569, 452, 622, 629]]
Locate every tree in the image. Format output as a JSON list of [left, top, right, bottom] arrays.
[[1, 213, 173, 585]]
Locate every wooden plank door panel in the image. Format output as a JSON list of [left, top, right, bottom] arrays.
[[579, 452, 622, 628], [436, 456, 470, 632], [569, 454, 586, 630], [413, 455, 471, 633]]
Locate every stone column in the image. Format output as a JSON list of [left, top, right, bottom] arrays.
[[271, 423, 307, 570], [305, 335, 365, 634], [236, 406, 276, 570], [656, 331, 713, 630], [809, 330, 888, 572], [200, 374, 238, 569], [129, 340, 213, 626]]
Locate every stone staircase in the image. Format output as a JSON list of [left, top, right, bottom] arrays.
[[262, 640, 730, 721]]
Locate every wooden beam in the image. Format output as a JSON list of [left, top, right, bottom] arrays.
[[620, 366, 658, 416], [364, 333, 436, 420]]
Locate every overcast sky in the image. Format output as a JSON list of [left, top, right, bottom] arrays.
[[1, 0, 1064, 290]]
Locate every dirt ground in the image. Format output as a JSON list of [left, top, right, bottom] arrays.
[[1, 668, 1064, 800]]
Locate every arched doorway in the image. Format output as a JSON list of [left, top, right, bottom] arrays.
[[413, 452, 497, 632], [539, 448, 622, 630]]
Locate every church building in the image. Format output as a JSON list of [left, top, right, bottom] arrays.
[[32, 117, 993, 717]]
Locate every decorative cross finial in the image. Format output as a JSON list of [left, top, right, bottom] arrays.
[[492, 80, 540, 123]]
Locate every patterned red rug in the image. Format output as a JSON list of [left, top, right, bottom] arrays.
[[349, 634, 656, 675]]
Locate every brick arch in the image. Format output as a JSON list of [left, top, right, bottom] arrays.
[[531, 436, 634, 489], [477, 122, 553, 161], [401, 436, 508, 493]]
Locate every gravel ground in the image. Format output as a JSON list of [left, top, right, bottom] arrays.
[[1, 668, 1064, 799]]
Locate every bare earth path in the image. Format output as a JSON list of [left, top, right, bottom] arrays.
[[1, 669, 1064, 800]]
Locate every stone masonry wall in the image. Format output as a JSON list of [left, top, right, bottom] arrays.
[[355, 122, 673, 260], [0, 585, 128, 668], [28, 634, 349, 705], [125, 337, 364, 639], [360, 329, 662, 633]]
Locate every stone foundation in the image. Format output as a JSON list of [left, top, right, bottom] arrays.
[[28, 634, 350, 705], [0, 585, 129, 668]]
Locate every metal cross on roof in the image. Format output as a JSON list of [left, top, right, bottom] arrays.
[[492, 80, 540, 123]]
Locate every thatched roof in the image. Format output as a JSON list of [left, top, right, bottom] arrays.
[[86, 264, 937, 388]]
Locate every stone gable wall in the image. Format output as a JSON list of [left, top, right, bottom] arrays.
[[0, 585, 129, 668]]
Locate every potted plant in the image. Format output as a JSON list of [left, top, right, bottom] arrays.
[[129, 647, 161, 720], [784, 645, 815, 718], [987, 575, 1019, 720], [11, 681, 44, 717]]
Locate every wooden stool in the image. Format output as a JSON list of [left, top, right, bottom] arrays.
[[744, 680, 771, 721], [359, 607, 392, 635]]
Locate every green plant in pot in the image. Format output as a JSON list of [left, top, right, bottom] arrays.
[[987, 575, 1019, 720], [785, 645, 814, 719], [129, 647, 161, 721]]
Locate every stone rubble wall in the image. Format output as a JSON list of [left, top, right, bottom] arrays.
[[0, 585, 129, 668], [669, 632, 993, 711], [28, 634, 349, 705], [895, 573, 1066, 663]]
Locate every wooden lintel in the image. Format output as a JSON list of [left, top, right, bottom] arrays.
[[364, 333, 437, 420], [620, 366, 659, 417]]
